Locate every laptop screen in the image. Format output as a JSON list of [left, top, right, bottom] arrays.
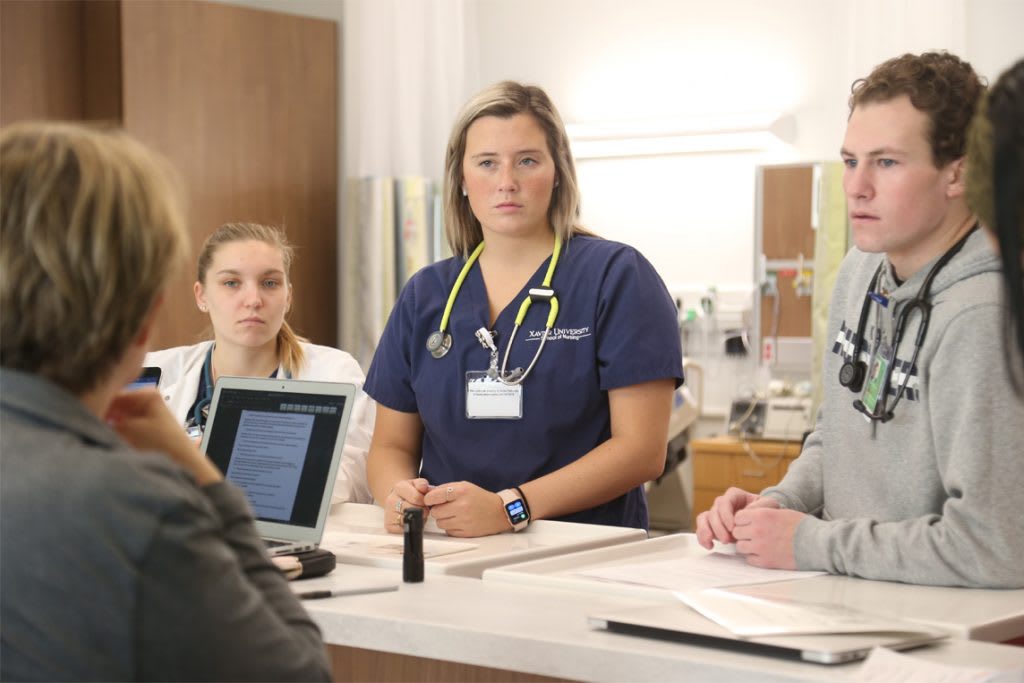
[[204, 387, 347, 528]]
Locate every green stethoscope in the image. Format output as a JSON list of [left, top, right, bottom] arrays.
[[426, 235, 562, 386]]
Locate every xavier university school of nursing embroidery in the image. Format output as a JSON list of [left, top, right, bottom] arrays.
[[525, 326, 592, 342]]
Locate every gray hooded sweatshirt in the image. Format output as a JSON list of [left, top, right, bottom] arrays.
[[762, 229, 1024, 588]]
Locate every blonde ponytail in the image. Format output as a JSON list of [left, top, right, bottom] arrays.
[[277, 319, 307, 378]]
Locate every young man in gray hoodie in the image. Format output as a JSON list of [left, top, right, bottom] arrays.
[[696, 52, 1024, 588]]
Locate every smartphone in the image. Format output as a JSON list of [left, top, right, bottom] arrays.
[[126, 366, 162, 391]]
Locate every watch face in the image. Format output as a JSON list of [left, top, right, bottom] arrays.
[[505, 499, 529, 524]]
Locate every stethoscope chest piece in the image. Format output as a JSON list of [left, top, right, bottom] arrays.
[[838, 359, 867, 392], [426, 330, 452, 359]]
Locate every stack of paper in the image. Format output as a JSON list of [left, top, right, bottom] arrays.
[[675, 588, 937, 638], [577, 550, 824, 592]]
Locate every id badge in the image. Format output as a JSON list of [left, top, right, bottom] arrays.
[[861, 341, 891, 414], [466, 371, 523, 420]]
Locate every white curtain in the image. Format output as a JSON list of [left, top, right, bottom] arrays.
[[339, 0, 480, 366]]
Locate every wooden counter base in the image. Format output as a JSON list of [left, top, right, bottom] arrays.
[[327, 644, 574, 683]]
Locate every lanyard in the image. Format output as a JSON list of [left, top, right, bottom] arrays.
[[426, 235, 562, 385], [845, 225, 976, 422], [186, 346, 216, 436], [189, 344, 290, 433]]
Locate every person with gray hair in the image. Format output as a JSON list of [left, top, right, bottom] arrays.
[[364, 81, 683, 537], [0, 122, 330, 681]]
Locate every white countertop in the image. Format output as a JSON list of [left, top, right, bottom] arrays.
[[483, 533, 1024, 642], [295, 565, 1024, 683], [321, 502, 646, 577]]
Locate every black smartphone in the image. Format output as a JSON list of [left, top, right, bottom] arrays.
[[126, 366, 162, 391]]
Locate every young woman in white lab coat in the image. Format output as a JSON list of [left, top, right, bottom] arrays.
[[146, 223, 375, 503]]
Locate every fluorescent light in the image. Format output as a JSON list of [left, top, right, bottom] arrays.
[[567, 113, 796, 159]]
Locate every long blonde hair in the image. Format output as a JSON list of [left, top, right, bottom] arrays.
[[1, 122, 188, 394], [196, 223, 306, 376], [443, 81, 592, 257]]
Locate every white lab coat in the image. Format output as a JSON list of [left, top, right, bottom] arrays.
[[145, 341, 375, 504]]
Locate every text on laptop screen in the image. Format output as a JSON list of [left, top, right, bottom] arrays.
[[204, 388, 347, 528]]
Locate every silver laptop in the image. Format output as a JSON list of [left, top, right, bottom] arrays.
[[199, 376, 355, 556], [589, 603, 947, 665]]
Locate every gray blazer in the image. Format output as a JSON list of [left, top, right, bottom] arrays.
[[0, 368, 330, 681]]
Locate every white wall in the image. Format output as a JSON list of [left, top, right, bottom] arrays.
[[472, 0, 1022, 296], [474, 0, 845, 294], [966, 0, 1024, 78]]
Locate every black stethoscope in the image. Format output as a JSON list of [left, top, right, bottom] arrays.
[[839, 226, 977, 422], [188, 347, 217, 434], [186, 345, 289, 436]]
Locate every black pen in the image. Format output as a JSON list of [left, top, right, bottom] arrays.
[[298, 585, 399, 600]]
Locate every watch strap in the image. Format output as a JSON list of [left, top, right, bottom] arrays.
[[513, 486, 531, 519]]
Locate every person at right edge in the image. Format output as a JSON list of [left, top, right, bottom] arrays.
[[696, 52, 1024, 588], [966, 58, 1024, 385]]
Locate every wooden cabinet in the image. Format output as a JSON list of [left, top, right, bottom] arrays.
[[690, 436, 802, 528], [0, 0, 339, 349]]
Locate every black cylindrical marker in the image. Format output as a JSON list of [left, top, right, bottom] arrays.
[[403, 507, 424, 583]]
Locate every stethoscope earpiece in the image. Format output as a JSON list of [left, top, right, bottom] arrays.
[[853, 399, 895, 423]]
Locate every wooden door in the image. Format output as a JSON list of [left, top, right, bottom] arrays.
[[0, 0, 120, 124], [759, 164, 815, 342], [120, 0, 339, 349]]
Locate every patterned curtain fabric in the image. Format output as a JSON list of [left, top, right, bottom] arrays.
[[341, 177, 444, 369], [810, 162, 849, 416]]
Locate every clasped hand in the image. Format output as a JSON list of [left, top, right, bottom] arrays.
[[694, 487, 803, 570], [384, 479, 508, 537]]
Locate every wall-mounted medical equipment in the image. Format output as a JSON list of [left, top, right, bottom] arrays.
[[727, 396, 812, 442]]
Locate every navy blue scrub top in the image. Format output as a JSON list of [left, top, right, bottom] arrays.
[[365, 235, 684, 529]]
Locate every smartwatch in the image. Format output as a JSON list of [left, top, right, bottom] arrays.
[[497, 488, 530, 532]]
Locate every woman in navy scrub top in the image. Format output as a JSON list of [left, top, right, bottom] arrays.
[[365, 81, 683, 537]]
